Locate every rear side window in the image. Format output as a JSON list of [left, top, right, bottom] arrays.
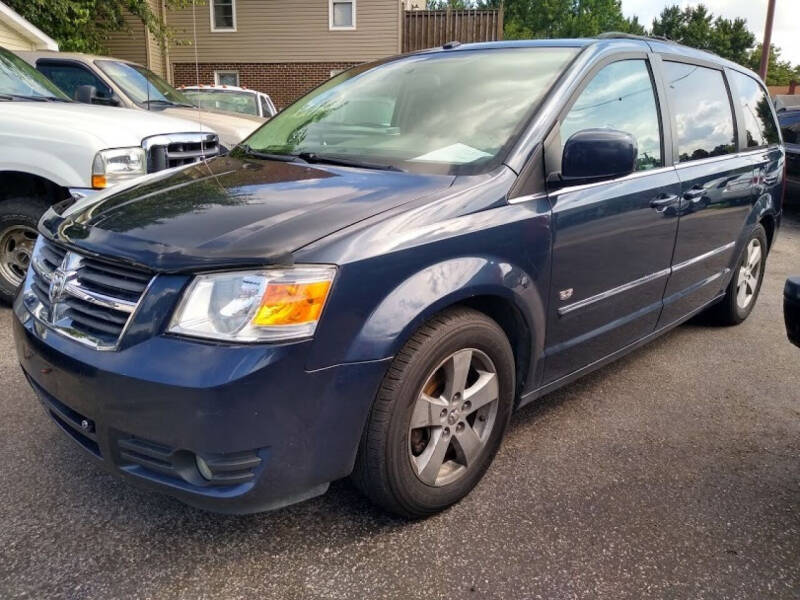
[[560, 60, 662, 171], [729, 70, 780, 147], [663, 62, 736, 162]]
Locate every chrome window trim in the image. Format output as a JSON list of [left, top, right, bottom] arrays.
[[558, 241, 736, 317], [540, 165, 677, 199], [511, 146, 779, 205], [507, 192, 548, 205]]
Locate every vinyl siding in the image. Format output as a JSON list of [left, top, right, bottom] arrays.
[[105, 12, 148, 65], [147, 30, 165, 77], [0, 20, 35, 51], [167, 0, 401, 64]]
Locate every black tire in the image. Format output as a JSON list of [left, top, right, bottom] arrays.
[[0, 199, 48, 304], [352, 307, 515, 519], [707, 223, 768, 325]]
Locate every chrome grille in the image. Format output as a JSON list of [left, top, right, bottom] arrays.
[[23, 237, 152, 350], [143, 133, 220, 173]]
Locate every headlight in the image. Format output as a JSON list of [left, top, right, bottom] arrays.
[[168, 266, 336, 342], [92, 147, 146, 188]]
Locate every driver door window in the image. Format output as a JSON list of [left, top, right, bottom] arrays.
[[560, 60, 663, 171], [37, 62, 113, 102]]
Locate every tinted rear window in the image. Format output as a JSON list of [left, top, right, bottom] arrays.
[[728, 70, 780, 147], [663, 62, 736, 162]]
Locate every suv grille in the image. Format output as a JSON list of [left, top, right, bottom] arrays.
[[23, 238, 152, 350], [143, 133, 220, 172]]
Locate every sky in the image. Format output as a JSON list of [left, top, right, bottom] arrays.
[[622, 0, 800, 65]]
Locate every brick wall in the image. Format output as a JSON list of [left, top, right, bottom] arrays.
[[173, 62, 359, 109]]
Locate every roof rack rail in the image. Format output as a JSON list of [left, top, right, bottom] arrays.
[[596, 32, 672, 43]]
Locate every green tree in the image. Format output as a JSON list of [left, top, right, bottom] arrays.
[[748, 44, 800, 86], [5, 0, 192, 54], [652, 5, 756, 67], [500, 0, 643, 39], [710, 17, 755, 65]]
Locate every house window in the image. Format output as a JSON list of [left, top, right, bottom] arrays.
[[329, 0, 356, 30], [211, 0, 236, 31], [214, 71, 239, 86]]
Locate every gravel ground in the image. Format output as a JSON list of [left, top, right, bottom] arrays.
[[1, 210, 798, 600]]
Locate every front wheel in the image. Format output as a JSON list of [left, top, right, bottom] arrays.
[[0, 199, 47, 304], [352, 307, 515, 518], [708, 224, 768, 325]]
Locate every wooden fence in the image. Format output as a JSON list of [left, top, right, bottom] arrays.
[[403, 9, 504, 53]]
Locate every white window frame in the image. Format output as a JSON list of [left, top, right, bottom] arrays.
[[329, 0, 356, 31], [210, 0, 237, 32], [214, 70, 240, 86]]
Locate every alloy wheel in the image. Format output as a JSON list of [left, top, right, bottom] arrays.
[[736, 238, 762, 310], [408, 348, 499, 487], [0, 225, 37, 288]]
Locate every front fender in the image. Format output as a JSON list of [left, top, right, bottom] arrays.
[[340, 255, 546, 381]]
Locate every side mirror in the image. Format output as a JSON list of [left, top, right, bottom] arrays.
[[561, 128, 637, 183], [102, 93, 122, 107], [784, 277, 800, 348], [74, 84, 98, 104]]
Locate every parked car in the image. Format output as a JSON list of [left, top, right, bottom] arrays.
[[181, 85, 277, 119], [13, 36, 784, 518], [0, 46, 220, 303], [17, 51, 262, 150], [778, 108, 800, 199], [784, 277, 800, 347]]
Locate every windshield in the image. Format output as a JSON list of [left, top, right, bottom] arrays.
[[241, 47, 577, 174], [0, 47, 70, 100], [96, 60, 192, 107], [183, 89, 258, 116]]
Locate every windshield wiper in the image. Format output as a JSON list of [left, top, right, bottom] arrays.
[[238, 144, 306, 163], [0, 93, 49, 102], [295, 152, 402, 172], [142, 99, 177, 107]]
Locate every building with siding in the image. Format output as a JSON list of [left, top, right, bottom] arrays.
[[106, 0, 403, 108], [0, 1, 58, 52]]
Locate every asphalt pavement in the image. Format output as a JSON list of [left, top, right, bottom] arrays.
[[1, 209, 798, 600]]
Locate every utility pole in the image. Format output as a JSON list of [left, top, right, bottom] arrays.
[[758, 0, 777, 81]]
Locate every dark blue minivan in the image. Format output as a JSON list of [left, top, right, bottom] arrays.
[[13, 36, 784, 518]]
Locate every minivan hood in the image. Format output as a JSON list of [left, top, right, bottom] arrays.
[[159, 106, 263, 148], [43, 156, 455, 271], [1, 102, 214, 148]]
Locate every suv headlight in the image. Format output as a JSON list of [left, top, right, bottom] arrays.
[[92, 147, 146, 188], [168, 266, 336, 342]]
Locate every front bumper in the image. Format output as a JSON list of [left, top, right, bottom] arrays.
[[13, 295, 390, 514]]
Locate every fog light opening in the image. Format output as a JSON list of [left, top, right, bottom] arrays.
[[195, 454, 213, 480]]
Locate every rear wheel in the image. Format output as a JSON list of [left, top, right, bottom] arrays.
[[0, 200, 47, 304], [708, 224, 768, 325], [352, 307, 515, 518]]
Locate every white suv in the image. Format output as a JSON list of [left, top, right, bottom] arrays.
[[0, 46, 220, 302]]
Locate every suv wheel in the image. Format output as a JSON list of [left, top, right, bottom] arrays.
[[352, 307, 515, 518], [0, 199, 47, 304]]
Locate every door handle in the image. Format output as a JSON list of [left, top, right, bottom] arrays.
[[650, 193, 679, 210], [682, 185, 705, 201]]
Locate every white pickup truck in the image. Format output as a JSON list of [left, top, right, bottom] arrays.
[[0, 46, 220, 302]]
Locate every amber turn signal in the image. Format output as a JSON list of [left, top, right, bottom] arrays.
[[252, 281, 332, 326]]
